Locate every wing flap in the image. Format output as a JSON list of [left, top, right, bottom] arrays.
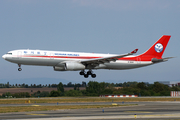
[[81, 49, 138, 65]]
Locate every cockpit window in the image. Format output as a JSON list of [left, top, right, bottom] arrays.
[[6, 53, 12, 55]]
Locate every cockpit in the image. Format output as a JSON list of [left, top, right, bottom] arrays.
[[2, 52, 12, 60], [5, 53, 12, 55]]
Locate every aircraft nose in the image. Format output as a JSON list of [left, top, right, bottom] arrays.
[[2, 55, 6, 59]]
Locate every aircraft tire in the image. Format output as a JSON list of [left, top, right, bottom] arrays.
[[87, 71, 92, 75], [18, 68, 22, 71], [84, 74, 89, 78], [91, 74, 96, 78], [79, 71, 84, 75]]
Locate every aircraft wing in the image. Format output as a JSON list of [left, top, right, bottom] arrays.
[[81, 49, 138, 65]]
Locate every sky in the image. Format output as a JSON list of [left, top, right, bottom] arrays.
[[0, 0, 180, 85]]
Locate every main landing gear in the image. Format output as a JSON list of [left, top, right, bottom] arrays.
[[79, 70, 96, 78], [18, 64, 22, 71]]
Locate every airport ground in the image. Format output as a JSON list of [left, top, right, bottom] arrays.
[[1, 97, 180, 120]]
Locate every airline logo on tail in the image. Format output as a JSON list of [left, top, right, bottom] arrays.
[[155, 43, 163, 53]]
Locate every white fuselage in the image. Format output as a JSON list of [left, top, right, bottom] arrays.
[[2, 49, 152, 70]]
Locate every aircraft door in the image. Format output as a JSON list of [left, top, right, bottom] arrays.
[[50, 53, 54, 59], [17, 51, 22, 58], [136, 57, 141, 64]]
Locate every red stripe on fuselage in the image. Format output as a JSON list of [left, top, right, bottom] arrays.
[[16, 55, 100, 59], [15, 55, 154, 61]]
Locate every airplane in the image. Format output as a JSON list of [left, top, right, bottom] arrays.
[[2, 35, 172, 78]]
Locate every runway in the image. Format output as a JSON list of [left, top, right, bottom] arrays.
[[1, 101, 180, 120]]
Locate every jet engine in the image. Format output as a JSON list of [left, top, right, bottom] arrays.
[[65, 62, 85, 71]]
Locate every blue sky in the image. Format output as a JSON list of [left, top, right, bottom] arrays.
[[0, 0, 180, 85]]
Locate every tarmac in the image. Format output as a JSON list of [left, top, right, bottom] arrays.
[[1, 101, 180, 120]]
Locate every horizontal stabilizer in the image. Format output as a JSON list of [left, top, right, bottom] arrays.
[[151, 57, 174, 63]]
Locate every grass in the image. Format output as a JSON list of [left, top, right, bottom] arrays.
[[0, 97, 176, 113], [0, 104, 137, 113], [0, 97, 179, 104]]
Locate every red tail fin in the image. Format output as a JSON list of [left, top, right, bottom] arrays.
[[140, 35, 171, 59]]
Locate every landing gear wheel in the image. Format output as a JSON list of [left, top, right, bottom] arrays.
[[80, 70, 96, 78], [18, 68, 22, 71], [91, 74, 96, 78], [84, 74, 89, 78], [87, 71, 92, 75], [79, 71, 85, 75]]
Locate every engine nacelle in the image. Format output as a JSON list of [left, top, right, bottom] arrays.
[[53, 66, 66, 71], [65, 62, 85, 71]]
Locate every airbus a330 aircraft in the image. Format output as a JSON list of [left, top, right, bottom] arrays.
[[2, 35, 172, 78]]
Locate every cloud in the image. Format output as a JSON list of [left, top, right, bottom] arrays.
[[72, 0, 179, 11]]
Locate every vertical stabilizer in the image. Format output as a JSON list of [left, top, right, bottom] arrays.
[[140, 35, 171, 59]]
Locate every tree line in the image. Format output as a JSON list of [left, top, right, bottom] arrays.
[[0, 81, 180, 98], [0, 82, 86, 88]]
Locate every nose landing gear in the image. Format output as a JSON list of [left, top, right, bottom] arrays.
[[18, 64, 22, 71], [79, 70, 96, 78]]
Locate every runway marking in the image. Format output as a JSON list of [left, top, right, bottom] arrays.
[[27, 114, 48, 116], [140, 114, 180, 117], [112, 103, 118, 105], [125, 111, 152, 113], [31, 105, 41, 106]]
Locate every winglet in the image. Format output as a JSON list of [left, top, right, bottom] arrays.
[[131, 49, 138, 54]]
